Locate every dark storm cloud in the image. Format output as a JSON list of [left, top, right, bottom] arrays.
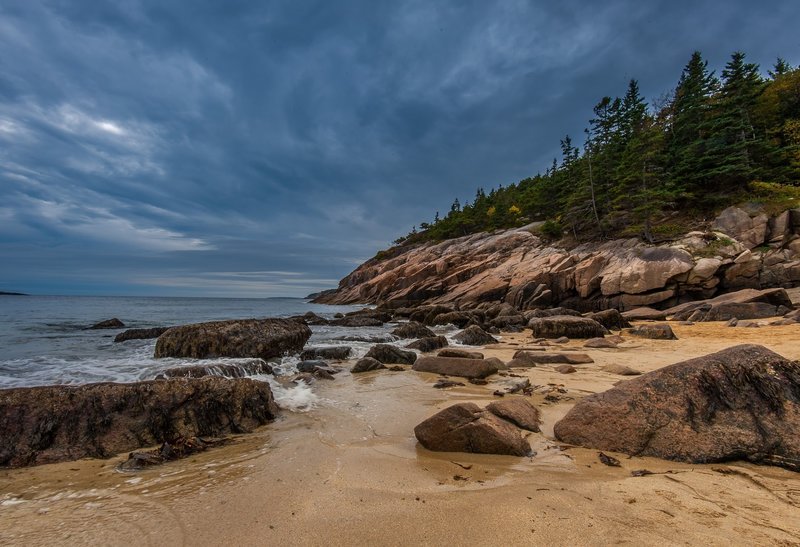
[[1, 0, 798, 295]]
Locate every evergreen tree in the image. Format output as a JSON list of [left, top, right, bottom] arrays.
[[769, 57, 793, 79], [668, 51, 718, 195]]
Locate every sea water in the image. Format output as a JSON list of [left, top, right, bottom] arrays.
[[0, 295, 388, 409]]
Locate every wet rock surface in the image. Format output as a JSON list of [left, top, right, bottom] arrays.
[[351, 357, 387, 373], [155, 359, 274, 379], [554, 344, 800, 470], [390, 321, 436, 339], [154, 318, 311, 360], [486, 398, 541, 432], [528, 316, 608, 339], [0, 378, 278, 468], [114, 326, 171, 342], [365, 344, 417, 365], [453, 325, 498, 346], [412, 356, 499, 379], [89, 318, 125, 329], [300, 346, 352, 360], [407, 336, 449, 352]]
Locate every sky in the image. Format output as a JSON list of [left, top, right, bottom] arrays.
[[1, 1, 798, 297]]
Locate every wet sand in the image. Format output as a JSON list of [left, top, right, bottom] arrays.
[[2, 322, 800, 546]]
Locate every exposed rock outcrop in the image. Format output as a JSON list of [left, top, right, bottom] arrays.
[[114, 327, 171, 342], [0, 378, 278, 468], [314, 207, 800, 312], [154, 319, 311, 360], [528, 316, 608, 339], [554, 345, 800, 470]]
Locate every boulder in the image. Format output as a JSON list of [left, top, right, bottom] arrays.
[[438, 349, 484, 359], [528, 316, 608, 339], [154, 319, 311, 360], [414, 403, 532, 456], [587, 309, 630, 331], [601, 364, 642, 376], [300, 346, 352, 360], [554, 345, 800, 470], [329, 316, 384, 327], [89, 318, 125, 330], [489, 315, 526, 329], [486, 398, 541, 432], [628, 323, 677, 340], [555, 365, 577, 374], [407, 336, 449, 352], [412, 356, 498, 379], [712, 206, 768, 249], [351, 357, 387, 373], [390, 321, 436, 339], [430, 311, 474, 328], [0, 378, 278, 467], [290, 312, 329, 325], [296, 360, 329, 373], [621, 307, 668, 321], [114, 327, 172, 342], [365, 344, 417, 365], [524, 308, 581, 320], [453, 325, 498, 346], [584, 337, 618, 348], [511, 350, 594, 365], [599, 247, 694, 295], [686, 258, 723, 284], [155, 359, 273, 379]]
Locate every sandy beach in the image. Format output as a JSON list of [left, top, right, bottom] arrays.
[[2, 321, 800, 546]]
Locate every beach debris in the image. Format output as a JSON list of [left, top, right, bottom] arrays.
[[450, 461, 473, 470], [598, 452, 621, 467]]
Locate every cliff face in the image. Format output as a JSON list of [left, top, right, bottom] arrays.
[[316, 207, 800, 311]]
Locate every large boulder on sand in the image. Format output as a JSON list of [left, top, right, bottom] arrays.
[[414, 403, 532, 456], [154, 318, 311, 360], [486, 398, 541, 432], [0, 378, 278, 467], [351, 357, 387, 373], [628, 323, 677, 340], [413, 356, 498, 379], [554, 345, 800, 470], [453, 325, 498, 346], [587, 309, 630, 331], [528, 316, 608, 339], [407, 336, 448, 352]]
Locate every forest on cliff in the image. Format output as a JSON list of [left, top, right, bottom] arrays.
[[396, 51, 800, 248]]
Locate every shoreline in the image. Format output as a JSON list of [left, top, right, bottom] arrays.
[[2, 322, 800, 545]]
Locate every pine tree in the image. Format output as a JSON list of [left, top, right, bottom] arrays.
[[668, 51, 718, 195], [769, 57, 793, 79]]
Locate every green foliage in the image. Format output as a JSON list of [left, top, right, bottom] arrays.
[[390, 49, 800, 249]]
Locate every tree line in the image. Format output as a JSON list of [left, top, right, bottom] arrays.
[[396, 51, 800, 247]]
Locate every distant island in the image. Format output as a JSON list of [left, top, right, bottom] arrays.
[[0, 291, 28, 296]]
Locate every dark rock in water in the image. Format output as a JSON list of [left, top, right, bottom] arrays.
[[329, 316, 384, 327], [628, 323, 677, 340], [342, 309, 393, 322], [365, 344, 417, 365], [438, 349, 484, 360], [588, 309, 631, 331], [414, 402, 531, 456], [453, 325, 498, 346], [296, 360, 328, 373], [155, 359, 274, 379], [89, 318, 125, 330], [154, 318, 311, 360], [510, 351, 593, 365], [433, 379, 465, 389], [528, 316, 608, 339], [333, 334, 397, 344], [300, 346, 352, 360], [407, 336, 448, 353], [290, 312, 329, 325], [412, 356, 498, 379], [430, 311, 474, 328], [351, 357, 387, 373], [486, 398, 541, 432], [390, 321, 436, 339], [0, 378, 278, 468], [114, 327, 171, 342], [119, 436, 227, 471], [554, 344, 800, 470]]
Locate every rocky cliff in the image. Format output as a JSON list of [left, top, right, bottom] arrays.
[[316, 206, 800, 311]]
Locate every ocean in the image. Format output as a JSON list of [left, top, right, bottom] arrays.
[[0, 295, 394, 409]]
